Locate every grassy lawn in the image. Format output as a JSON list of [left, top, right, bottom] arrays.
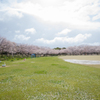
[[0, 56, 100, 100]]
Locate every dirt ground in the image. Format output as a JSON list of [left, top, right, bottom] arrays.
[[59, 55, 100, 60], [59, 55, 100, 68]]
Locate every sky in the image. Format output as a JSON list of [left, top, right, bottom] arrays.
[[0, 0, 100, 48]]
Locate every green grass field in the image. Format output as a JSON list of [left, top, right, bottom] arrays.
[[0, 56, 100, 100]]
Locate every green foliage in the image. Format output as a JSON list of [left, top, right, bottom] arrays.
[[0, 57, 100, 100], [54, 47, 61, 50], [62, 47, 66, 49], [0, 54, 30, 61], [54, 47, 66, 50]]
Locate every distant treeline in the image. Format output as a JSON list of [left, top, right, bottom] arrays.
[[0, 36, 100, 60]]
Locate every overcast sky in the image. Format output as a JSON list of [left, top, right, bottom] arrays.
[[0, 0, 100, 48]]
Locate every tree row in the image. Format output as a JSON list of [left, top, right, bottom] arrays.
[[0, 36, 100, 60]]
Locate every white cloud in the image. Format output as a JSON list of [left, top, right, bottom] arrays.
[[0, 0, 100, 30], [8, 0, 100, 30], [36, 33, 92, 44], [6, 8, 23, 18], [57, 28, 71, 35], [28, 0, 63, 7], [83, 42, 100, 46], [92, 13, 100, 21], [25, 28, 36, 34], [71, 34, 91, 43], [0, 2, 23, 19], [14, 35, 30, 40], [15, 30, 20, 33], [7, 10, 23, 18]]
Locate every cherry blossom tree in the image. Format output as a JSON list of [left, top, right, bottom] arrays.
[[0, 35, 100, 60]]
